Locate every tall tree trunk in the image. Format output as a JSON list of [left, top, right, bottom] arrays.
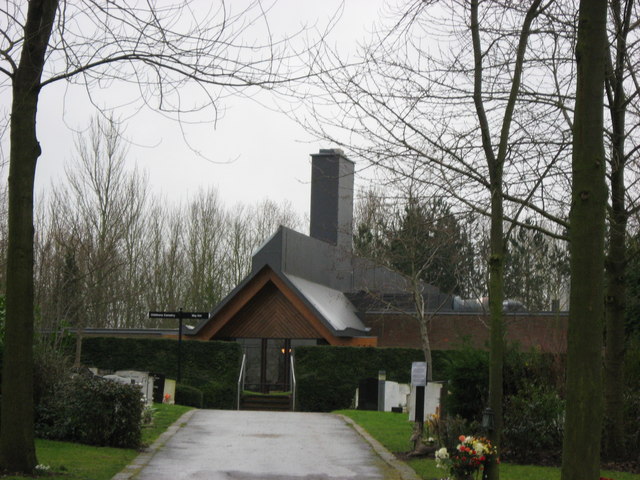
[[603, 0, 631, 460], [603, 105, 627, 460], [486, 187, 505, 480], [561, 1, 608, 479], [0, 0, 59, 473], [470, 2, 541, 478]]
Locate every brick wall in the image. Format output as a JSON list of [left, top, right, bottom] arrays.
[[365, 311, 568, 353]]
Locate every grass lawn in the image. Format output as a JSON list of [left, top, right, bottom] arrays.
[[0, 403, 192, 480], [335, 409, 640, 480]]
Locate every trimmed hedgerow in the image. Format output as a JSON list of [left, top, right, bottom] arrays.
[[80, 337, 242, 409], [36, 374, 143, 448], [294, 346, 426, 412], [175, 383, 204, 408], [201, 380, 236, 410]]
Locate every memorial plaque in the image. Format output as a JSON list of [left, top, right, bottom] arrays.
[[411, 361, 427, 386]]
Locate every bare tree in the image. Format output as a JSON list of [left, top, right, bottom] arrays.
[[35, 116, 149, 364], [64, 116, 149, 328], [504, 220, 570, 311], [0, 0, 309, 471], [182, 189, 228, 312], [223, 199, 301, 290], [353, 185, 479, 451], [292, 3, 568, 477], [143, 204, 186, 327]]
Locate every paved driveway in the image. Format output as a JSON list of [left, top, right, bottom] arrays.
[[118, 409, 414, 480]]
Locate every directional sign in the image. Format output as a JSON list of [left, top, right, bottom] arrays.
[[148, 311, 209, 320]]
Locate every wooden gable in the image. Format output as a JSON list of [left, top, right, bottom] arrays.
[[215, 281, 321, 339], [192, 266, 377, 346]]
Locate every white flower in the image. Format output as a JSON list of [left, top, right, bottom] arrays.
[[435, 447, 450, 470], [436, 447, 449, 459]]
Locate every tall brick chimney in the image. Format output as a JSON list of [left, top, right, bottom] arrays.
[[309, 149, 354, 254]]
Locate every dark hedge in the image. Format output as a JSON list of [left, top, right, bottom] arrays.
[[80, 337, 242, 409], [175, 383, 204, 408], [294, 345, 428, 412]]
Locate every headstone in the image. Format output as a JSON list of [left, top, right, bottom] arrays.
[[409, 382, 443, 421], [114, 370, 154, 405], [163, 378, 176, 404], [357, 378, 379, 410], [383, 381, 411, 412], [151, 373, 166, 403]]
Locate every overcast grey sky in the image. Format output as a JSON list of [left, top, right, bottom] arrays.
[[24, 0, 390, 220]]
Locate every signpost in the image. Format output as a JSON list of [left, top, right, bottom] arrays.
[[148, 308, 209, 382], [411, 361, 428, 444]]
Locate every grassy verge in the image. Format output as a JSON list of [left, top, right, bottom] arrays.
[[141, 403, 193, 446], [1, 403, 193, 480], [335, 410, 640, 480]]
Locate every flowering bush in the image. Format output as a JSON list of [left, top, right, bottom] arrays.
[[435, 435, 496, 479]]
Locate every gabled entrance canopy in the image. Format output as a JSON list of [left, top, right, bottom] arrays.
[[190, 265, 376, 346]]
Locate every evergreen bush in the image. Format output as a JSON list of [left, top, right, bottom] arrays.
[[36, 374, 143, 448], [502, 382, 564, 464], [175, 383, 203, 408], [440, 347, 489, 421], [201, 380, 236, 409]]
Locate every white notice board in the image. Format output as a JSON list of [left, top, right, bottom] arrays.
[[411, 361, 427, 386]]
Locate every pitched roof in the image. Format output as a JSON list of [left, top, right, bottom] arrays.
[[190, 264, 372, 342], [285, 273, 369, 335]]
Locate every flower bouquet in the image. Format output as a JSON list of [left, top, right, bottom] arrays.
[[435, 435, 496, 480]]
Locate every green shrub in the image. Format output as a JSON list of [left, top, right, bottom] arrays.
[[440, 347, 489, 421], [435, 414, 479, 452], [439, 344, 564, 423], [175, 383, 203, 408], [502, 382, 564, 464], [201, 380, 235, 409], [36, 374, 143, 448]]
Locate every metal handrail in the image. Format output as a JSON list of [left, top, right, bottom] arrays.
[[237, 353, 246, 410], [290, 352, 296, 411]]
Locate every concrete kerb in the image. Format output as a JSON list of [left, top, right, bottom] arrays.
[[111, 408, 198, 480], [338, 414, 421, 480]]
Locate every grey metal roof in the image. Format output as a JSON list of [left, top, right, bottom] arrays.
[[285, 273, 369, 335]]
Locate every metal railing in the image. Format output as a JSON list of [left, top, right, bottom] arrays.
[[236, 353, 246, 410], [290, 353, 296, 411]]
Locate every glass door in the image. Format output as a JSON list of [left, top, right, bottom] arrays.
[[237, 338, 291, 393], [265, 339, 289, 392]]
